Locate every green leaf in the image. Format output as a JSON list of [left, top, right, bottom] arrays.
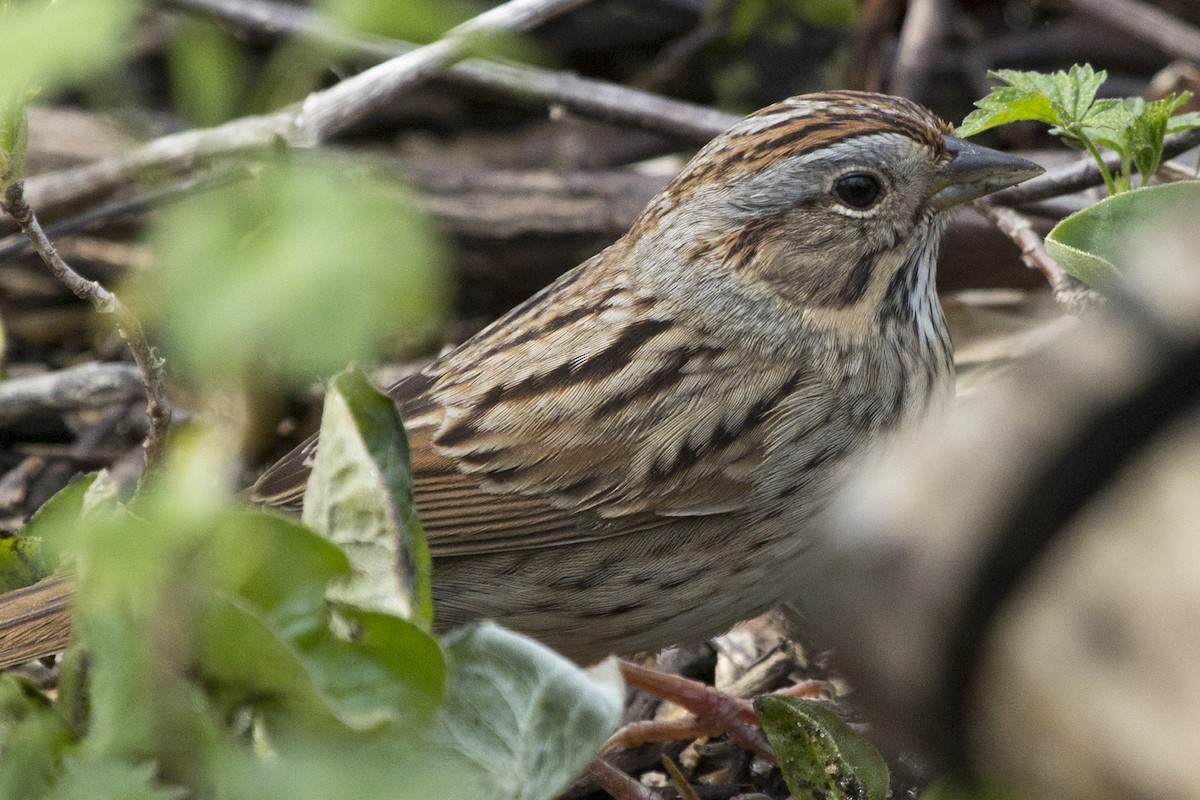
[[6, 473, 103, 592], [1167, 110, 1200, 133], [958, 65, 1108, 138], [318, 0, 466, 44], [429, 622, 624, 800], [0, 676, 75, 800], [1125, 95, 1192, 185], [918, 777, 1020, 800], [140, 155, 447, 387], [755, 695, 889, 800], [1046, 181, 1200, 288], [1047, 64, 1107, 125], [166, 19, 249, 127], [958, 86, 1057, 137], [1077, 97, 1135, 153], [19, 471, 118, 579], [48, 756, 186, 800], [0, 92, 29, 188], [0, 0, 136, 99], [302, 367, 433, 626]]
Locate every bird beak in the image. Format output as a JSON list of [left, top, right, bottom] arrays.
[[930, 135, 1044, 211]]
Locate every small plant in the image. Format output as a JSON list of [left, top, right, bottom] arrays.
[[959, 64, 1200, 194]]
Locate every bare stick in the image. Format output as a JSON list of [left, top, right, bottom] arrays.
[[1, 181, 171, 471], [1068, 0, 1200, 63], [166, 0, 735, 141], [289, 0, 593, 144], [889, 0, 951, 99], [974, 200, 1103, 315], [0, 362, 144, 425], [22, 0, 601, 218], [583, 758, 661, 800]]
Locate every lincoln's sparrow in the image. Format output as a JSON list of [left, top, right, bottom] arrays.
[[0, 92, 1040, 667]]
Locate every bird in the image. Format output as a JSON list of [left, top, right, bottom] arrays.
[[0, 91, 1041, 669]]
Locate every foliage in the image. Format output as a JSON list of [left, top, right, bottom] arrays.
[[755, 695, 889, 800], [1045, 181, 1200, 289], [0, 0, 134, 190], [0, 378, 622, 800], [959, 64, 1200, 194], [960, 64, 1200, 289], [0, 0, 135, 101], [134, 154, 448, 388]]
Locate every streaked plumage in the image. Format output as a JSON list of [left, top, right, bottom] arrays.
[[250, 91, 1041, 663]]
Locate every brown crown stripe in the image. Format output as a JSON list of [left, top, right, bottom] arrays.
[[674, 95, 951, 193]]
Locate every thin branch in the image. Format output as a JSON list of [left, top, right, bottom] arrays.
[[288, 0, 594, 144], [22, 0, 605, 219], [889, 0, 951, 99], [162, 0, 736, 141], [1, 181, 172, 471], [0, 362, 144, 425], [583, 758, 661, 800], [974, 199, 1104, 315], [1068, 0, 1200, 64], [989, 128, 1200, 205]]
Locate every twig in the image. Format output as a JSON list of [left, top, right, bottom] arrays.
[[989, 128, 1200, 205], [1, 181, 171, 471], [1068, 0, 1200, 64], [0, 167, 246, 261], [19, 0, 603, 222], [0, 362, 145, 425], [288, 0, 594, 144], [162, 0, 736, 142], [974, 200, 1104, 315], [889, 0, 951, 100], [583, 757, 661, 800]]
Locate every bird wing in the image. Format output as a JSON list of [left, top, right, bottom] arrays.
[[252, 258, 822, 555]]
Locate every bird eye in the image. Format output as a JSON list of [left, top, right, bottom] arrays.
[[833, 173, 883, 209]]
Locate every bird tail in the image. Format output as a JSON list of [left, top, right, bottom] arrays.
[[0, 574, 73, 670]]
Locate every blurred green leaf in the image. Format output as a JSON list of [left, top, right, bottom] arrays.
[[193, 515, 444, 739], [0, 530, 44, 594], [47, 756, 185, 800], [755, 695, 889, 800], [303, 367, 433, 626], [430, 623, 624, 800], [318, 0, 467, 43], [0, 92, 30, 187], [918, 777, 1020, 800], [166, 19, 249, 127], [792, 0, 858, 27], [141, 155, 447, 387], [1046, 181, 1200, 288], [21, 471, 119, 578], [0, 676, 74, 800], [0, 0, 136, 99]]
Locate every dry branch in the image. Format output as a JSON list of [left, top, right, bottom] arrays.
[[163, 0, 735, 143], [0, 362, 144, 425], [1069, 0, 1200, 64], [1, 182, 171, 470], [19, 0, 606, 222]]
